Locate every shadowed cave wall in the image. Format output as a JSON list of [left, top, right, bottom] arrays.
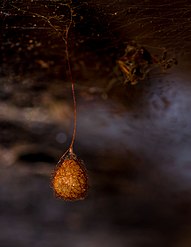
[[0, 1, 191, 246]]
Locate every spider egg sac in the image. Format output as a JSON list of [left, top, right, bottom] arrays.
[[52, 155, 88, 201]]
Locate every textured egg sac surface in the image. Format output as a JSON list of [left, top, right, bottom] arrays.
[[52, 157, 88, 201]]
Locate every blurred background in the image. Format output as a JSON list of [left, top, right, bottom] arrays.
[[0, 0, 191, 246]]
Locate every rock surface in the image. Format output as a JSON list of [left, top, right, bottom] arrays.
[[0, 1, 191, 247]]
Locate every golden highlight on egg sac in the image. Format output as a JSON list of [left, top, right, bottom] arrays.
[[52, 154, 88, 201]]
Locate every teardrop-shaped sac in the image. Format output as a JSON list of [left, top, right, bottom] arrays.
[[52, 154, 88, 201]]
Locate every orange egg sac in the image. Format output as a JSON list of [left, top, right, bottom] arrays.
[[52, 157, 88, 201]]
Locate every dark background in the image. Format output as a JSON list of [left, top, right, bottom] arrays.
[[0, 1, 191, 246]]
